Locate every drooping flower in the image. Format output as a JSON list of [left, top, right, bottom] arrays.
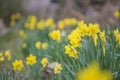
[[65, 45, 78, 59]]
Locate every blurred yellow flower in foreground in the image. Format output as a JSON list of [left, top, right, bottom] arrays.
[[12, 59, 24, 71], [41, 58, 48, 67], [35, 41, 41, 49], [76, 62, 113, 80], [5, 50, 11, 60], [0, 52, 4, 61], [49, 30, 61, 42], [114, 10, 120, 19], [54, 63, 62, 74], [26, 54, 37, 66]]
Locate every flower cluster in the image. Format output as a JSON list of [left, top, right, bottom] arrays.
[[0, 50, 11, 61]]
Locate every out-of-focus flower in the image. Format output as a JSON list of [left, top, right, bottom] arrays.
[[26, 54, 37, 66], [58, 21, 64, 30], [18, 29, 27, 39], [114, 10, 120, 19], [42, 42, 48, 50], [71, 18, 77, 25], [22, 43, 27, 48], [5, 50, 11, 60], [41, 58, 48, 67], [10, 12, 21, 27], [114, 28, 119, 37], [12, 59, 24, 71], [76, 62, 112, 80], [35, 41, 41, 49], [0, 52, 4, 61], [63, 18, 71, 26], [49, 30, 61, 42], [37, 20, 45, 30], [10, 20, 15, 27], [45, 18, 55, 29], [24, 16, 37, 30], [54, 63, 62, 74]]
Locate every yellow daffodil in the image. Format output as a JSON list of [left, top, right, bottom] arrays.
[[58, 21, 64, 30], [35, 41, 41, 49], [54, 63, 62, 74], [114, 10, 120, 19], [41, 58, 48, 67], [5, 50, 11, 60], [65, 45, 78, 59], [49, 30, 61, 42], [25, 16, 36, 30], [12, 59, 24, 71], [45, 18, 55, 28], [88, 23, 100, 36], [26, 54, 37, 66], [42, 42, 48, 50], [0, 52, 4, 61]]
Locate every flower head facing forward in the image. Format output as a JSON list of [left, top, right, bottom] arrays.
[[49, 30, 61, 42], [12, 59, 24, 71], [26, 54, 37, 66]]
